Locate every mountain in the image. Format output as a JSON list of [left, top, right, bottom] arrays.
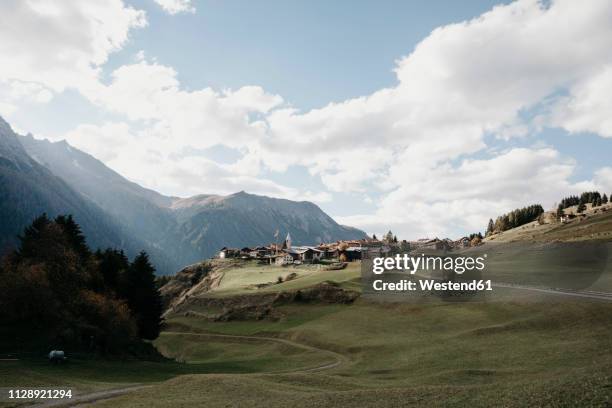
[[19, 134, 199, 274], [170, 191, 368, 258], [0, 117, 145, 258], [5, 117, 367, 272]]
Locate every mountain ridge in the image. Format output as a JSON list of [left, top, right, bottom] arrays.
[[5, 117, 367, 273]]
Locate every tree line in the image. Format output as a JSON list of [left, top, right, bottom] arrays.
[[556, 191, 609, 216], [0, 214, 163, 353], [486, 204, 544, 236]]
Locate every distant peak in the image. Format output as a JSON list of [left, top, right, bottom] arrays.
[[0, 115, 13, 134]]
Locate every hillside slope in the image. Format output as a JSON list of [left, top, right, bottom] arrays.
[[485, 203, 612, 243], [19, 134, 198, 274], [0, 117, 144, 257]]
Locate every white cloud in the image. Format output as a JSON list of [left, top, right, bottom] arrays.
[[0, 0, 146, 95], [4, 0, 612, 239], [340, 147, 581, 239], [61, 122, 135, 162], [0, 79, 54, 119], [590, 167, 612, 193], [153, 0, 195, 15], [549, 66, 612, 137], [261, 0, 612, 196], [82, 60, 283, 153]]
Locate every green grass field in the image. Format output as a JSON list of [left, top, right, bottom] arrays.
[[6, 257, 612, 407], [203, 261, 362, 297], [92, 298, 612, 407]]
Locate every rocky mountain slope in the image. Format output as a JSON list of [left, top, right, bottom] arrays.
[[171, 191, 367, 259], [2, 116, 367, 272], [0, 117, 145, 257]]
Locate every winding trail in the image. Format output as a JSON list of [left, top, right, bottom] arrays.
[[162, 331, 349, 374], [30, 331, 348, 407]]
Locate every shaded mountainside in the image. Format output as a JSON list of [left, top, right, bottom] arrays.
[[0, 117, 146, 258], [19, 134, 199, 274], [171, 192, 368, 260], [1, 116, 367, 273]]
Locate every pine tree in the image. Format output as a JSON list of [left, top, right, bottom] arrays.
[[96, 249, 129, 293], [55, 214, 90, 261], [16, 213, 52, 260], [603, 194, 609, 204], [577, 202, 586, 213], [122, 251, 163, 340], [372, 234, 378, 240], [486, 219, 494, 235]]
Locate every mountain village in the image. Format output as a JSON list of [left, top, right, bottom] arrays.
[[217, 233, 480, 266]]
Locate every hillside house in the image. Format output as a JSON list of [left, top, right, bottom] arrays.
[[273, 253, 294, 265], [219, 247, 240, 258], [340, 246, 362, 261], [317, 245, 339, 260], [250, 246, 271, 258], [286, 246, 323, 263]]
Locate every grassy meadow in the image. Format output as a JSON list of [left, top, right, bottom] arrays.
[[4, 249, 612, 407], [94, 298, 612, 407], [202, 260, 362, 297]]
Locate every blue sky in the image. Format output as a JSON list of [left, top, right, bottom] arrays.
[[1, 0, 611, 239], [122, 0, 510, 110]]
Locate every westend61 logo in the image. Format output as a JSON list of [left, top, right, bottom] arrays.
[[362, 252, 492, 300]]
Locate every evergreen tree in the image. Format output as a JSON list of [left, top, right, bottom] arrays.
[[603, 194, 608, 204], [372, 234, 378, 240], [122, 252, 163, 340], [16, 213, 52, 260], [486, 219, 494, 235], [55, 215, 90, 261], [491, 204, 544, 233], [95, 248, 129, 294], [577, 202, 586, 213]]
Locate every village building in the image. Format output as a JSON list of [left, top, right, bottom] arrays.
[[285, 246, 323, 263], [219, 247, 241, 259]]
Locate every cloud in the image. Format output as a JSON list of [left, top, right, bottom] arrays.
[[339, 147, 581, 239], [548, 66, 612, 137], [4, 0, 612, 239], [0, 80, 53, 118], [261, 0, 612, 194], [0, 0, 146, 96], [58, 121, 332, 205], [153, 0, 195, 15], [82, 60, 283, 153]]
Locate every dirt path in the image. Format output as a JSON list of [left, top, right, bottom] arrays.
[[28, 331, 347, 407], [31, 385, 151, 408], [162, 331, 349, 373]]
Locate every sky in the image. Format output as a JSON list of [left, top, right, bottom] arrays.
[[1, 0, 612, 240]]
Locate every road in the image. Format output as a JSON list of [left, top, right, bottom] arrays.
[[493, 282, 612, 301]]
